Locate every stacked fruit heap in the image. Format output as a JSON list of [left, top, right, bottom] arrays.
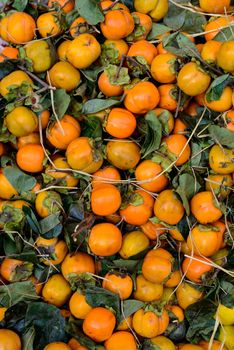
[[0, 0, 233, 349]]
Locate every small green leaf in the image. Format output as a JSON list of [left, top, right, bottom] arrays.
[[163, 32, 200, 57], [83, 98, 120, 114], [12, 0, 28, 11], [54, 89, 71, 119], [214, 27, 234, 41], [140, 111, 162, 158], [176, 173, 201, 215], [121, 300, 144, 321], [39, 214, 62, 238], [0, 281, 38, 308], [205, 74, 234, 102], [208, 125, 234, 148], [75, 0, 104, 25], [3, 166, 36, 193], [81, 116, 102, 139], [105, 64, 130, 85], [147, 23, 171, 40], [0, 61, 15, 79], [23, 206, 41, 235], [22, 326, 35, 350]]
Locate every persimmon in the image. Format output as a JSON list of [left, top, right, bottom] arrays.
[[17, 132, 40, 149], [179, 345, 204, 350], [149, 0, 169, 21], [69, 291, 92, 319], [0, 168, 18, 199], [0, 329, 21, 350], [88, 222, 122, 256], [199, 0, 231, 13], [101, 9, 134, 40], [205, 173, 233, 198], [102, 272, 133, 299], [28, 275, 43, 295], [92, 166, 121, 188], [124, 81, 160, 114], [154, 189, 185, 225], [204, 17, 234, 41], [0, 258, 33, 282], [173, 118, 188, 134], [44, 342, 71, 350], [199, 340, 227, 350], [98, 72, 124, 97], [190, 191, 223, 224], [16, 144, 44, 173], [205, 86, 233, 112], [134, 274, 163, 302], [209, 144, 234, 174], [48, 62, 81, 92], [101, 39, 129, 64], [35, 190, 62, 218], [165, 270, 182, 288], [57, 40, 71, 61], [164, 134, 191, 166], [61, 252, 95, 280], [120, 189, 154, 226], [130, 12, 152, 41], [166, 305, 184, 322], [48, 0, 75, 13], [0, 307, 7, 321], [0, 12, 36, 44], [83, 307, 116, 342], [0, 46, 19, 62], [45, 156, 79, 187], [106, 139, 141, 170], [42, 274, 71, 307], [201, 40, 222, 64], [128, 40, 158, 65], [176, 282, 203, 309], [5, 106, 38, 137], [37, 239, 68, 266], [104, 331, 137, 350], [185, 101, 199, 117], [182, 255, 213, 283], [153, 108, 175, 134], [119, 230, 149, 259], [69, 17, 87, 37], [150, 336, 175, 350], [142, 248, 173, 284], [151, 53, 177, 83], [135, 159, 168, 192], [132, 308, 169, 338], [158, 84, 178, 111], [0, 70, 33, 98], [105, 108, 136, 138], [37, 12, 62, 38], [91, 184, 121, 216], [117, 316, 133, 331], [141, 220, 167, 240], [224, 110, 234, 132], [25, 41, 53, 73]]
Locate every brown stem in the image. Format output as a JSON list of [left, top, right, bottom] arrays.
[[17, 65, 55, 90], [114, 54, 126, 82], [126, 55, 151, 78]]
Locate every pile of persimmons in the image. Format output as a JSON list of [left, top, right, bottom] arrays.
[[0, 0, 233, 349]]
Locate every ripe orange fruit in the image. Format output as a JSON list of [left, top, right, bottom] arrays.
[[92, 166, 121, 188], [164, 134, 191, 166], [0, 329, 21, 350], [67, 33, 101, 69], [83, 307, 116, 342], [182, 255, 213, 283], [199, 340, 227, 350], [69, 16, 87, 37], [102, 272, 133, 299], [69, 291, 92, 319], [154, 189, 185, 225], [176, 282, 203, 310], [37, 12, 62, 38], [205, 173, 233, 198], [124, 81, 160, 114], [0, 70, 33, 98], [57, 40, 71, 61], [61, 252, 95, 280], [173, 118, 188, 135], [132, 308, 169, 338], [17, 133, 40, 149], [0, 46, 19, 62], [0, 168, 18, 199], [135, 159, 169, 192], [141, 220, 167, 240], [190, 191, 223, 224], [142, 248, 173, 284], [44, 342, 71, 350], [204, 17, 234, 41], [134, 274, 163, 302], [151, 53, 177, 83], [158, 84, 178, 111], [105, 108, 136, 138], [0, 258, 32, 282], [104, 331, 137, 350], [131, 12, 152, 40], [42, 274, 71, 307], [101, 10, 134, 40], [48, 0, 75, 13], [199, 0, 231, 13], [98, 72, 124, 97], [35, 190, 62, 217], [101, 39, 129, 64], [217, 41, 234, 72], [91, 184, 121, 216], [224, 110, 234, 132], [209, 144, 234, 174], [119, 230, 150, 259], [5, 106, 38, 137], [128, 40, 158, 65], [48, 62, 81, 91], [205, 86, 233, 112], [88, 222, 122, 256], [16, 144, 44, 173], [201, 40, 222, 64], [106, 139, 141, 170], [0, 12, 36, 44]]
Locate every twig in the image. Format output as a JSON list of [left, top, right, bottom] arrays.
[[17, 65, 55, 90]]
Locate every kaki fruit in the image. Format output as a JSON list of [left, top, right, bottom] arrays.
[[132, 308, 169, 338], [199, 0, 231, 13], [142, 248, 173, 284], [209, 145, 234, 174], [42, 274, 72, 307], [0, 329, 21, 350], [25, 41, 53, 73], [0, 70, 33, 98], [69, 291, 92, 319], [190, 191, 223, 224], [104, 331, 137, 350], [44, 342, 71, 350], [37, 12, 62, 38], [104, 108, 136, 138], [61, 252, 95, 280], [119, 230, 150, 259], [154, 189, 185, 225], [48, 62, 81, 92], [102, 272, 133, 300], [100, 9, 134, 40]]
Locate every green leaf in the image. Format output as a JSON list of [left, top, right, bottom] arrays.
[[105, 64, 130, 85], [22, 326, 35, 350], [176, 173, 201, 215], [75, 0, 104, 25], [83, 98, 120, 114], [214, 27, 234, 41], [12, 0, 28, 11], [147, 23, 171, 40], [81, 116, 102, 139], [66, 317, 96, 350], [205, 75, 234, 102], [181, 10, 206, 34], [39, 213, 62, 237], [3, 166, 36, 193], [0, 281, 38, 308], [81, 66, 103, 82], [163, 32, 200, 57], [25, 302, 67, 350], [163, 2, 186, 30], [208, 125, 234, 148], [54, 89, 71, 119], [121, 300, 144, 321], [140, 111, 162, 158], [23, 206, 41, 235], [0, 61, 15, 79]]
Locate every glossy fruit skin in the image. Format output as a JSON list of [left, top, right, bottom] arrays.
[[199, 0, 231, 13], [176, 282, 203, 309], [0, 12, 36, 44], [57, 40, 71, 61], [130, 12, 152, 41], [98, 72, 124, 97], [166, 305, 184, 322], [106, 139, 141, 170], [165, 134, 191, 166], [42, 274, 72, 307], [45, 156, 79, 187], [128, 40, 158, 65], [179, 345, 204, 350], [67, 34, 101, 69], [105, 108, 136, 138], [209, 145, 234, 174], [158, 84, 178, 111], [205, 86, 233, 112], [25, 41, 53, 73], [119, 231, 150, 259], [5, 106, 38, 137], [0, 168, 18, 199], [201, 40, 222, 64], [134, 0, 158, 13], [66, 137, 103, 173], [135, 160, 169, 192], [120, 189, 154, 226], [92, 166, 121, 188], [0, 307, 7, 321], [177, 62, 211, 96], [150, 0, 169, 21], [204, 17, 234, 41], [88, 222, 122, 256], [44, 342, 71, 350], [132, 308, 169, 338], [102, 272, 133, 300], [61, 252, 95, 280], [69, 291, 92, 319], [48, 62, 81, 92], [16, 144, 44, 173], [91, 184, 121, 216], [0, 258, 24, 282], [17, 133, 40, 149], [0, 46, 19, 62], [151, 53, 176, 83], [0, 70, 33, 98], [217, 40, 234, 72], [142, 248, 173, 284], [104, 331, 137, 350], [47, 114, 81, 150], [154, 189, 185, 225], [186, 224, 223, 257], [69, 16, 87, 37], [37, 12, 62, 38], [124, 81, 160, 114], [44, 240, 68, 266], [35, 191, 62, 218], [83, 307, 116, 342], [0, 329, 21, 350], [182, 255, 213, 283], [199, 340, 227, 350], [134, 274, 163, 302], [216, 304, 234, 326], [165, 270, 182, 288], [190, 191, 223, 224], [150, 336, 176, 350], [101, 10, 134, 40], [218, 325, 234, 349]]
